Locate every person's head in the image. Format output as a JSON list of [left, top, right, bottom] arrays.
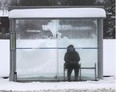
[[67, 45, 75, 52]]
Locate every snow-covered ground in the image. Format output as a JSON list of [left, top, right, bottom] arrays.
[[0, 39, 115, 91], [0, 77, 115, 92]]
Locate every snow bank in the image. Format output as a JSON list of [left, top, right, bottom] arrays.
[[103, 39, 116, 76], [0, 40, 10, 77], [0, 77, 115, 91], [9, 8, 106, 18]]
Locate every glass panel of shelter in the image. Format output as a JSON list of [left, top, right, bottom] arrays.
[[16, 19, 58, 80], [57, 19, 98, 80], [15, 19, 98, 80]]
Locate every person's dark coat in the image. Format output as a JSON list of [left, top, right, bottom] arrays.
[[64, 45, 80, 69]]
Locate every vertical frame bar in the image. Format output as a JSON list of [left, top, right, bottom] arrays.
[[95, 63, 97, 80], [9, 19, 17, 81], [98, 19, 103, 79]]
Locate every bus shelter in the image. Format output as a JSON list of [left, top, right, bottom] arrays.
[[9, 7, 106, 82]]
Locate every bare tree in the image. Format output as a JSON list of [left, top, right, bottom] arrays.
[[96, 0, 115, 39], [0, 0, 10, 10], [10, 0, 96, 6]]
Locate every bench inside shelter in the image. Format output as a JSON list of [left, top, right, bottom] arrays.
[[63, 63, 97, 81]]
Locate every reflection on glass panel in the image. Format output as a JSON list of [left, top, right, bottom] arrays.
[[57, 19, 97, 48], [58, 39, 97, 48], [16, 49, 57, 79], [16, 19, 97, 39], [58, 19, 97, 39], [16, 39, 57, 48], [16, 19, 53, 39], [16, 19, 97, 48], [57, 49, 97, 80]]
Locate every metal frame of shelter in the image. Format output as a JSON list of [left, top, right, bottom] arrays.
[[9, 6, 106, 82]]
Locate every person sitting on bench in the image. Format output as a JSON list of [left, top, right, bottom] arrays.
[[64, 45, 80, 81]]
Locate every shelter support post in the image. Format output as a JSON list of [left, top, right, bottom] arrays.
[[9, 19, 17, 81], [98, 19, 103, 79]]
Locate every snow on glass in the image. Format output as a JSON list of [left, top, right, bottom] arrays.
[[16, 19, 98, 80]]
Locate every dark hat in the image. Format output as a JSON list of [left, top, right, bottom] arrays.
[[67, 45, 75, 52]]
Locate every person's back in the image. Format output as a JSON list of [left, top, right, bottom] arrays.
[[64, 45, 80, 81]]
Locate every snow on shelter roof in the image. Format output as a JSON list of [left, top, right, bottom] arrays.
[[9, 8, 106, 18]]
